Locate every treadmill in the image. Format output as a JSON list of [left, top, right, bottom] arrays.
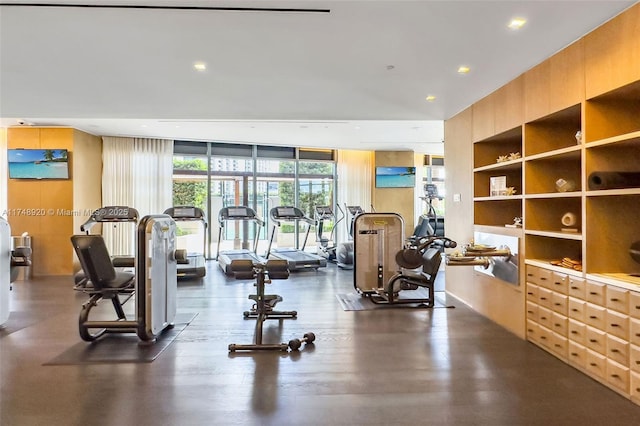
[[163, 206, 207, 278], [266, 206, 327, 271], [216, 206, 267, 275]]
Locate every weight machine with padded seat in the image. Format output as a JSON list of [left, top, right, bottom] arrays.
[[71, 214, 182, 342], [370, 235, 456, 306]]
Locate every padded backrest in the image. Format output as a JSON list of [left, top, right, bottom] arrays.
[[421, 247, 442, 279], [71, 235, 116, 290]]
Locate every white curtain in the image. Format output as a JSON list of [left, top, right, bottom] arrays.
[[101, 136, 173, 255], [336, 150, 373, 243]]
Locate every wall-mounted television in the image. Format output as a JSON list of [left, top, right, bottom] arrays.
[[8, 149, 70, 179], [375, 166, 416, 188]]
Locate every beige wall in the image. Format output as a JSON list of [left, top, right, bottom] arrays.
[[7, 127, 102, 275], [372, 151, 416, 238]]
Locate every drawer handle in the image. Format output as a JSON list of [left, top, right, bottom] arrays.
[[589, 315, 597, 319], [611, 298, 619, 302], [554, 303, 561, 306], [612, 349, 620, 353], [635, 333, 640, 337], [540, 316, 547, 320], [571, 286, 578, 290], [540, 297, 547, 301], [571, 352, 578, 356], [589, 292, 598, 295], [589, 339, 597, 343], [611, 324, 619, 327], [611, 374, 620, 378], [571, 308, 578, 312], [554, 344, 561, 348], [541, 277, 548, 281], [541, 336, 547, 340], [571, 331, 578, 334], [590, 362, 597, 367], [636, 361, 640, 365]]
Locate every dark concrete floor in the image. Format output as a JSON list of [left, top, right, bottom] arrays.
[[2, 262, 640, 425]]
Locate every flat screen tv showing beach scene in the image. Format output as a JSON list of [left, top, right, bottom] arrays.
[[8, 149, 70, 179], [375, 166, 416, 188]]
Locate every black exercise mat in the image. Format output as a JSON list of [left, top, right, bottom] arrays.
[[44, 313, 197, 365], [336, 292, 454, 311], [0, 311, 42, 336]]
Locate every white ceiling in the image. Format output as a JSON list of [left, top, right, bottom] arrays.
[[0, 0, 636, 154]]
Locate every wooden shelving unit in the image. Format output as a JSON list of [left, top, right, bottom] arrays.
[[456, 3, 640, 407]]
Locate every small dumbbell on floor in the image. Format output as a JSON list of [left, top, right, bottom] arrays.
[[288, 332, 315, 351]]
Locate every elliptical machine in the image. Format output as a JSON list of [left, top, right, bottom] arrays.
[[336, 205, 364, 270], [314, 205, 342, 263]]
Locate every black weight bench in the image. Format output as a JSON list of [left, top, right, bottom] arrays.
[[71, 234, 136, 341], [228, 259, 315, 352]]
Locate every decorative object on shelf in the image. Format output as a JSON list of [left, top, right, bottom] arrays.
[[505, 187, 517, 196], [560, 212, 578, 232], [555, 178, 576, 192], [490, 176, 507, 196], [507, 152, 521, 161], [496, 152, 521, 163], [575, 130, 582, 144], [550, 257, 582, 271], [505, 217, 522, 228], [588, 171, 640, 190]]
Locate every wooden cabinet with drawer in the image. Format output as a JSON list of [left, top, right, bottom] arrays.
[[606, 359, 630, 394], [568, 297, 586, 322], [585, 303, 606, 330], [607, 286, 630, 314], [551, 271, 569, 295], [586, 280, 606, 305], [568, 275, 586, 300], [607, 334, 630, 366], [607, 309, 630, 340]]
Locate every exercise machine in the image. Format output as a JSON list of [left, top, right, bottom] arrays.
[[216, 206, 267, 275], [419, 183, 445, 237], [353, 212, 405, 294], [336, 205, 364, 269], [164, 206, 207, 278], [1, 218, 33, 327], [71, 214, 182, 341], [266, 206, 327, 271], [75, 206, 139, 290], [314, 205, 342, 263], [370, 235, 456, 306], [228, 258, 315, 352], [352, 212, 458, 306]]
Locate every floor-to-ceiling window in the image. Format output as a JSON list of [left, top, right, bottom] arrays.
[[172, 141, 336, 258]]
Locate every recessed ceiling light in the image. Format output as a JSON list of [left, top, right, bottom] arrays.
[[508, 18, 526, 30], [457, 66, 470, 74], [193, 62, 207, 71], [425, 95, 436, 102], [386, 65, 395, 70]]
